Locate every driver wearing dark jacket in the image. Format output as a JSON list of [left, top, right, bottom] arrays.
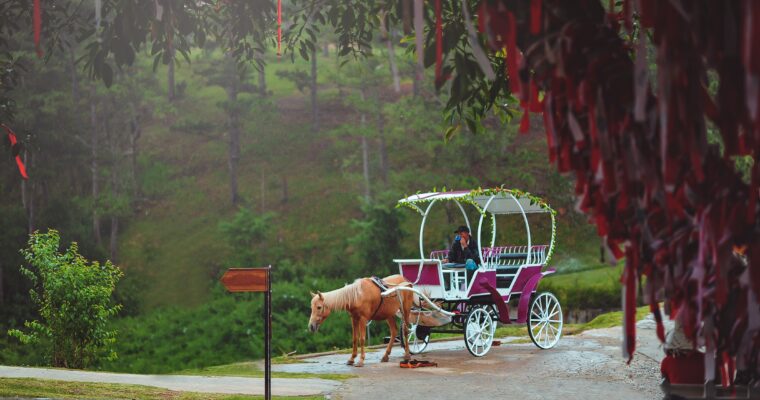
[[444, 226, 481, 266]]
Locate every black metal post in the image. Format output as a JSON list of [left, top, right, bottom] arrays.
[[265, 265, 271, 400]]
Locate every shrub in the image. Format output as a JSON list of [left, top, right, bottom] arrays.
[[8, 230, 123, 369]]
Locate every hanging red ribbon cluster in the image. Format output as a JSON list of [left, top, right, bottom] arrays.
[[477, 2, 542, 134], [476, 0, 760, 382], [1, 124, 29, 179], [33, 0, 42, 58]]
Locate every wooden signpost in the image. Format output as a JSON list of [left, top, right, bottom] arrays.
[[221, 266, 271, 400]]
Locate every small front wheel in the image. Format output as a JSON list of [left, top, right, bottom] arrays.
[[407, 324, 431, 355], [464, 306, 495, 357], [527, 292, 563, 349]]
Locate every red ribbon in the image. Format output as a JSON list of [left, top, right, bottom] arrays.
[[34, 0, 42, 58], [506, 11, 521, 94], [2, 124, 29, 179], [435, 0, 443, 84], [530, 0, 541, 34], [277, 0, 282, 57]]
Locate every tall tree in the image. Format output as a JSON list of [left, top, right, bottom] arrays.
[[310, 47, 318, 130]]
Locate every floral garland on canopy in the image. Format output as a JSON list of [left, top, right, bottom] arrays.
[[397, 187, 558, 264], [472, 0, 760, 383]]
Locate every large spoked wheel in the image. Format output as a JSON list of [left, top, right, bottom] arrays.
[[464, 306, 496, 357], [527, 292, 563, 349], [407, 324, 431, 355]]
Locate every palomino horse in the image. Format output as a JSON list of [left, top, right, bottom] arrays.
[[308, 274, 414, 367]]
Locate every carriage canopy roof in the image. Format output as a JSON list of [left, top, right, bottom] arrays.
[[398, 188, 553, 215]]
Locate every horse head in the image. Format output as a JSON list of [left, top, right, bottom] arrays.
[[309, 291, 330, 332]]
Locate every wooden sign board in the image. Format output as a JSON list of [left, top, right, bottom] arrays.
[[221, 268, 269, 292], [220, 265, 272, 400]]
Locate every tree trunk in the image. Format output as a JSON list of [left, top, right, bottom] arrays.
[[227, 85, 240, 206], [167, 43, 176, 101], [260, 169, 266, 213], [379, 14, 401, 94], [378, 112, 389, 184], [360, 89, 371, 201], [110, 215, 119, 262], [323, 42, 329, 57], [310, 47, 318, 131], [68, 43, 79, 102], [27, 152, 35, 234], [90, 91, 102, 247], [222, 51, 241, 206], [361, 135, 370, 202], [387, 39, 401, 94], [21, 149, 27, 211], [256, 51, 267, 96], [129, 113, 141, 200], [281, 175, 288, 204], [412, 61, 422, 97], [0, 265, 4, 306]]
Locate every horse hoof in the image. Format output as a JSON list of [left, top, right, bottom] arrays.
[[354, 362, 364, 368], [381, 356, 389, 362], [346, 360, 354, 365]]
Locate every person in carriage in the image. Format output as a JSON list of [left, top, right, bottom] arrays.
[[443, 225, 481, 269]]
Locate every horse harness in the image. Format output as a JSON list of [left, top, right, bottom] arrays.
[[368, 276, 393, 320]]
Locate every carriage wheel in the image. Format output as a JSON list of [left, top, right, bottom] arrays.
[[407, 324, 430, 355], [527, 292, 563, 349], [464, 306, 495, 357]]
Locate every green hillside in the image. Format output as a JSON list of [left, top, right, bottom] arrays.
[[116, 50, 609, 311]]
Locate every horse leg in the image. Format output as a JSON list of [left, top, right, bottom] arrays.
[[355, 317, 367, 367], [382, 317, 397, 362], [401, 294, 412, 361], [347, 316, 358, 365]]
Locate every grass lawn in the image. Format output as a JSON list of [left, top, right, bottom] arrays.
[[424, 305, 651, 342], [0, 378, 321, 400], [493, 304, 651, 338]]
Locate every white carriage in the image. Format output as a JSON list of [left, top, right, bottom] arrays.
[[382, 188, 563, 356]]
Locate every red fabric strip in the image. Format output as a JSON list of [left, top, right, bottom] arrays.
[[435, 0, 443, 84], [529, 80, 542, 112], [15, 156, 29, 179], [277, 0, 282, 57], [34, 0, 42, 58], [530, 0, 541, 35], [477, 2, 486, 34], [2, 124, 29, 179]]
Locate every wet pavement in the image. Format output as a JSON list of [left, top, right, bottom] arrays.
[[276, 319, 670, 400]]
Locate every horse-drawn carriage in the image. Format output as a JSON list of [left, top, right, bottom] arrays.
[[382, 188, 563, 357]]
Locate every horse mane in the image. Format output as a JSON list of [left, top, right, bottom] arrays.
[[322, 279, 364, 311]]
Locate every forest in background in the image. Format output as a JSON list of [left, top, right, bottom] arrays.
[[0, 28, 618, 373]]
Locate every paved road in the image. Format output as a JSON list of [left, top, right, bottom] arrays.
[[275, 317, 670, 400], [0, 366, 340, 397]]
